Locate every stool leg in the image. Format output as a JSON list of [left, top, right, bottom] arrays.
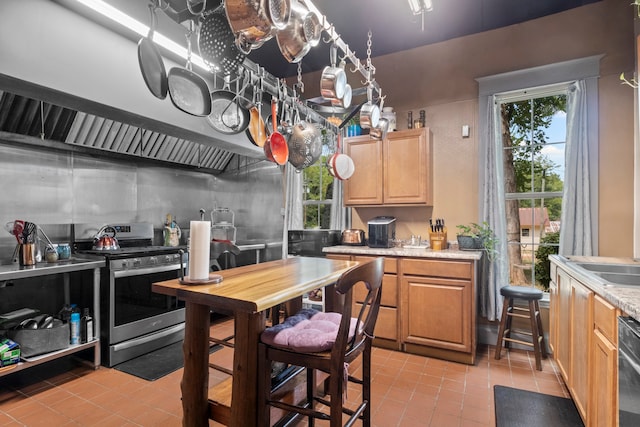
[[535, 300, 547, 359], [529, 300, 543, 371], [495, 296, 511, 360], [504, 298, 514, 350]]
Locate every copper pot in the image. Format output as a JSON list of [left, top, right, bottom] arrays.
[[275, 0, 321, 63], [225, 0, 291, 54]]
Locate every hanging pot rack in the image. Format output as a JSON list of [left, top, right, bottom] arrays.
[[158, 0, 382, 137]]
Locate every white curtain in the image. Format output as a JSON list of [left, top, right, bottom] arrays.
[[281, 164, 303, 258], [480, 96, 510, 321], [330, 178, 346, 230], [560, 80, 593, 256]]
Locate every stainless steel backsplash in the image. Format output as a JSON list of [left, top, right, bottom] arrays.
[[0, 143, 284, 261]]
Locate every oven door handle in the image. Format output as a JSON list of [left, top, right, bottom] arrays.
[[113, 263, 185, 278]]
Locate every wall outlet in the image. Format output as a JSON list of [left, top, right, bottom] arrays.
[[462, 125, 470, 138]]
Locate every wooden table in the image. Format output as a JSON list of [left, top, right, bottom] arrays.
[[152, 256, 358, 427]]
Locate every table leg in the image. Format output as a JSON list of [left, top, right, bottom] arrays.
[[231, 310, 265, 426], [181, 302, 211, 427]]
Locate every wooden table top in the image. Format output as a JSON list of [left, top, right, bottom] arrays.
[[152, 256, 359, 312]]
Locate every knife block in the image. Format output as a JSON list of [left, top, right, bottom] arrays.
[[429, 227, 447, 251]]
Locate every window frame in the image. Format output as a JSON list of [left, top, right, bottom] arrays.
[[477, 55, 601, 262]]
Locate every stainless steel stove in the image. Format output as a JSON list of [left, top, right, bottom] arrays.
[[74, 223, 187, 367]]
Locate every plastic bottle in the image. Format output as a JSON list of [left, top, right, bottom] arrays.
[[70, 310, 81, 345], [81, 308, 93, 344]]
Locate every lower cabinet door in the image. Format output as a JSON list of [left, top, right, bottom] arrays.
[[591, 329, 617, 427], [402, 275, 472, 353]]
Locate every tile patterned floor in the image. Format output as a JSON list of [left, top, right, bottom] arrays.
[[0, 317, 568, 426]]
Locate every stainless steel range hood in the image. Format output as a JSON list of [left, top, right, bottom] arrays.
[[0, 0, 264, 171], [0, 88, 234, 171]]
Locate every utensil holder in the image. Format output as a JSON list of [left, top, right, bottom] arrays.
[[429, 227, 447, 251], [19, 243, 36, 266]]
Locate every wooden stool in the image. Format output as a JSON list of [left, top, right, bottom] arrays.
[[494, 285, 547, 371]]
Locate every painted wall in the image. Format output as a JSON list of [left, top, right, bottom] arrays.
[[302, 0, 635, 256]]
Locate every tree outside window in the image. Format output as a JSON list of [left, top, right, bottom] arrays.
[[302, 130, 335, 229], [501, 94, 566, 291]]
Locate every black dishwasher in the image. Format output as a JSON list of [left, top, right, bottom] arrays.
[[618, 316, 640, 425]]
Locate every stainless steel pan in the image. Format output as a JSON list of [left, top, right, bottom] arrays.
[[137, 2, 167, 100], [168, 22, 212, 117]]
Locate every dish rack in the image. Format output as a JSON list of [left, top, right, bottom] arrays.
[[210, 208, 236, 243]]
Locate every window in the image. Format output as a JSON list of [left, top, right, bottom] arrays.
[[302, 132, 334, 229], [498, 91, 566, 290]]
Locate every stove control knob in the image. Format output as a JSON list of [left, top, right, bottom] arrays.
[[149, 256, 158, 265], [132, 258, 141, 268]]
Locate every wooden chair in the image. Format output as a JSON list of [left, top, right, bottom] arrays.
[[257, 257, 384, 427]]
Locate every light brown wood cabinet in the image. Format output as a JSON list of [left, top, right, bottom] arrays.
[[326, 253, 478, 363], [550, 260, 620, 427], [326, 254, 400, 350], [590, 295, 618, 427], [555, 266, 572, 382], [343, 128, 433, 206], [400, 258, 476, 365], [570, 278, 593, 422]]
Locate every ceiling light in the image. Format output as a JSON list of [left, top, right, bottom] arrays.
[[408, 0, 433, 14], [73, 0, 209, 71], [407, 0, 433, 31]]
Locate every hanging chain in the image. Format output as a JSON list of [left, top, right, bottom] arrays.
[[366, 30, 372, 68], [365, 30, 376, 83], [297, 62, 304, 94]]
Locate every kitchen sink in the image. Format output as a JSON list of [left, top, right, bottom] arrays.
[[576, 262, 640, 275], [595, 272, 640, 287]]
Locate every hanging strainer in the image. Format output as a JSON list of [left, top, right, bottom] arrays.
[[198, 8, 246, 75], [287, 120, 322, 170]]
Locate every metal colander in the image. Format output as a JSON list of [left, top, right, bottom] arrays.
[[268, 0, 291, 29], [287, 121, 322, 170], [198, 9, 246, 75]]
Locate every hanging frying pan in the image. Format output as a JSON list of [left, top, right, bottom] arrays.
[[137, 1, 167, 100], [264, 97, 289, 165], [168, 21, 212, 116], [207, 74, 251, 134]]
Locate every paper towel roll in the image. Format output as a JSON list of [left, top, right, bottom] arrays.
[[189, 221, 211, 281]]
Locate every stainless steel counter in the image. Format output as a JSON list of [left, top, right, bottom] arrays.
[[323, 245, 483, 261], [0, 257, 105, 281], [236, 240, 283, 264]]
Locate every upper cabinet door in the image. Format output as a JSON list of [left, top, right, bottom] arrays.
[[344, 136, 384, 205], [384, 128, 432, 205], [344, 128, 432, 206]]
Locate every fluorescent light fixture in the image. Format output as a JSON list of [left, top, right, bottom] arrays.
[[74, 0, 209, 71], [407, 0, 423, 14], [408, 0, 433, 14]]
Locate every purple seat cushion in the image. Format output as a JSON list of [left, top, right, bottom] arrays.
[[261, 308, 357, 353]]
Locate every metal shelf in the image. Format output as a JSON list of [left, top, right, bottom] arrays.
[[0, 340, 100, 378]]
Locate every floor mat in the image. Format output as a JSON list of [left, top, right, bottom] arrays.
[[114, 341, 221, 381], [494, 385, 584, 427]]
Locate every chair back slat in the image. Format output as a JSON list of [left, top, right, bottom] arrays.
[[332, 257, 384, 363]]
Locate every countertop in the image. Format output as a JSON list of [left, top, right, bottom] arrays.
[[0, 257, 105, 281], [550, 255, 640, 320], [323, 245, 483, 261]]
